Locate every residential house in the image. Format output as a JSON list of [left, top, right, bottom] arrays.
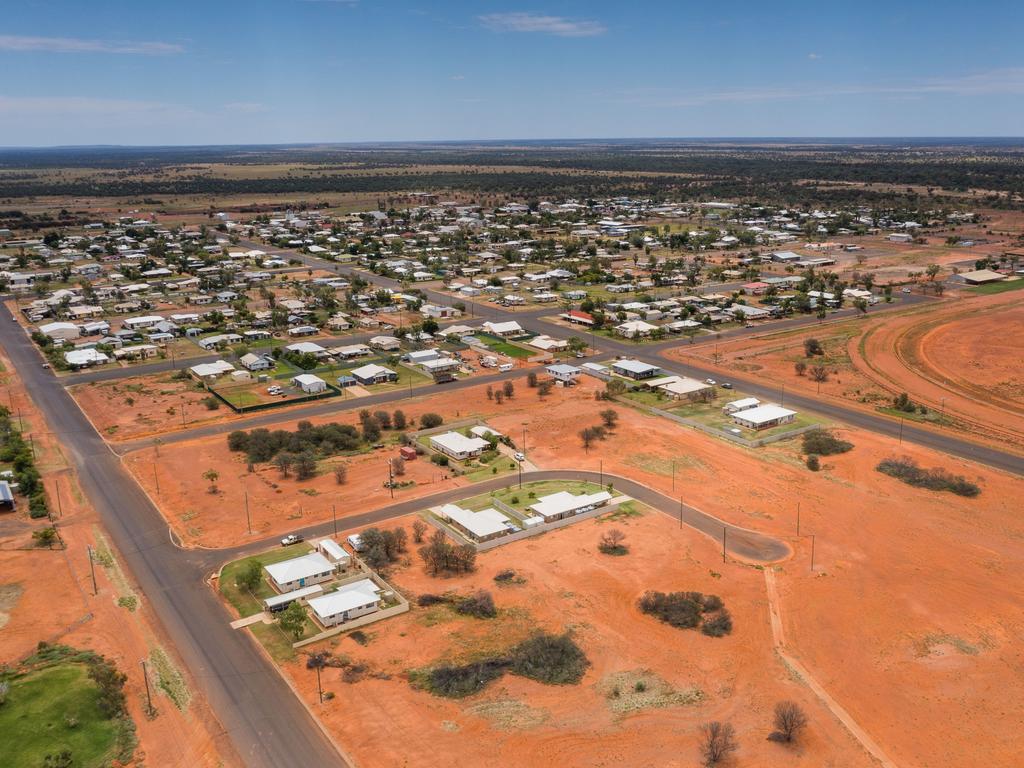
[[430, 431, 490, 460]]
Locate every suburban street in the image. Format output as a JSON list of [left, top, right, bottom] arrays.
[[0, 297, 789, 768]]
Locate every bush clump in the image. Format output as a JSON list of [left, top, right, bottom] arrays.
[[638, 591, 732, 636], [455, 590, 497, 619], [428, 660, 507, 698], [508, 632, 589, 685], [876, 456, 980, 497], [801, 428, 853, 456]]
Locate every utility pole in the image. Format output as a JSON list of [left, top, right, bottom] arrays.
[[316, 664, 323, 704], [387, 460, 394, 499], [153, 464, 160, 495], [332, 504, 337, 537], [141, 659, 154, 715], [810, 534, 816, 572], [55, 478, 63, 518], [245, 492, 252, 535], [87, 545, 98, 595]]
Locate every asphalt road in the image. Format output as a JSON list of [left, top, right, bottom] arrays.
[[201, 468, 791, 573], [0, 303, 348, 768]]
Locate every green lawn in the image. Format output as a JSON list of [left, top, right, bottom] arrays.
[[219, 544, 314, 617], [0, 665, 119, 768], [964, 278, 1024, 295], [217, 388, 264, 408], [250, 618, 318, 663], [876, 406, 951, 426], [477, 334, 535, 359]]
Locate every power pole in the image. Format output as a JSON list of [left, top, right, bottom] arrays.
[[245, 492, 252, 535], [153, 464, 160, 496], [87, 545, 98, 595], [332, 504, 337, 537], [387, 460, 394, 499], [55, 477, 63, 518], [141, 659, 154, 715], [316, 664, 323, 704], [810, 534, 816, 572]]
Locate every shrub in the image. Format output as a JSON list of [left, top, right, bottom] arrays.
[[805, 454, 820, 471], [202, 396, 220, 411], [493, 569, 522, 584], [421, 413, 443, 429], [430, 453, 449, 467], [893, 391, 916, 413], [416, 594, 447, 607], [876, 456, 981, 497], [809, 365, 829, 382], [508, 632, 589, 685], [700, 721, 738, 767], [794, 360, 807, 376], [428, 660, 507, 698], [701, 610, 733, 637], [638, 591, 731, 635], [598, 528, 628, 556], [455, 590, 497, 619], [802, 428, 853, 456], [803, 338, 824, 357]]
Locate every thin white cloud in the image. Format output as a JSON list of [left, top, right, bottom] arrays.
[[450, 74, 466, 81], [0, 95, 192, 118], [223, 102, 269, 113], [807, 52, 822, 60], [615, 68, 1024, 108], [0, 34, 182, 55], [479, 12, 606, 37]]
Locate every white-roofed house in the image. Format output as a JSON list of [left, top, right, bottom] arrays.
[[349, 363, 398, 385], [615, 319, 659, 338], [429, 431, 490, 460], [292, 373, 328, 394], [189, 360, 236, 380], [369, 335, 401, 351], [438, 503, 514, 542], [64, 348, 109, 368], [316, 538, 352, 569], [529, 490, 613, 522], [723, 397, 760, 414], [239, 352, 272, 371], [285, 341, 331, 358], [546, 363, 582, 384], [307, 579, 383, 627], [731, 404, 797, 430], [38, 321, 81, 342], [264, 552, 336, 593], [482, 320, 523, 337]]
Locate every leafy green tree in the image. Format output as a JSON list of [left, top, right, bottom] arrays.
[[278, 601, 307, 640]]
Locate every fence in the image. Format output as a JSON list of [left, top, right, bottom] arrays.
[[615, 397, 818, 448], [209, 382, 342, 414], [427, 496, 630, 552], [293, 562, 410, 647]]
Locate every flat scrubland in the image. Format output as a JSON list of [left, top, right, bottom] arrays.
[[159, 374, 1024, 766], [0, 352, 235, 767], [667, 291, 1024, 452]]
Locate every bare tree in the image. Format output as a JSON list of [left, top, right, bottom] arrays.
[[700, 721, 738, 767], [809, 365, 829, 383], [333, 463, 348, 485], [412, 519, 428, 544], [794, 360, 807, 377], [598, 528, 627, 555], [599, 409, 619, 429], [771, 701, 808, 744]]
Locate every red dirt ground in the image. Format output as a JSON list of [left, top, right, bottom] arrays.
[[283, 510, 873, 768]]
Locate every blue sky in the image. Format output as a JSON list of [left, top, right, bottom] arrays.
[[1, 0, 1022, 145]]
